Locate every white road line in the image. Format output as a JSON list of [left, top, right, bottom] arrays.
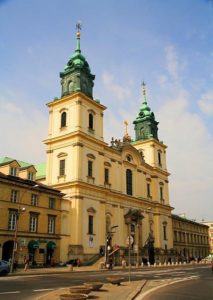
[[0, 291, 21, 295], [33, 288, 54, 292]]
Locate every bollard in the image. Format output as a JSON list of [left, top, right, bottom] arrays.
[[67, 264, 73, 271]]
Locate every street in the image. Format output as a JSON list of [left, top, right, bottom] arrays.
[[140, 271, 213, 300], [0, 265, 211, 300]]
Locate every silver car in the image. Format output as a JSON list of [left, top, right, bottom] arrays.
[[0, 260, 10, 276]]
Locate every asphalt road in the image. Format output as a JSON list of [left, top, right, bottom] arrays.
[[142, 271, 213, 300], [0, 265, 211, 300]]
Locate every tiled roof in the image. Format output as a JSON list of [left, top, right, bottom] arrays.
[[35, 162, 46, 179]]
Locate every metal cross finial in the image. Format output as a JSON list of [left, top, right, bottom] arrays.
[[141, 81, 147, 103], [124, 120, 128, 135], [142, 81, 146, 96], [76, 21, 82, 32]]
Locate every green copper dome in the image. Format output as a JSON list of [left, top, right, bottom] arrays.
[[133, 83, 159, 141], [60, 31, 95, 99]]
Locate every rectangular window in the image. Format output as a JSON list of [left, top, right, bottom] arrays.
[[31, 194, 38, 206], [49, 197, 55, 209], [48, 216, 55, 234], [10, 167, 17, 176], [174, 231, 177, 242], [28, 172, 34, 181], [29, 214, 38, 232], [104, 168, 109, 183], [88, 215, 94, 234], [11, 190, 18, 203], [147, 183, 151, 197], [88, 161, 93, 177], [8, 211, 17, 230], [59, 159, 65, 176]]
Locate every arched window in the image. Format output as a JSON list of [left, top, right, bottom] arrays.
[[89, 113, 93, 130], [61, 112, 67, 128], [126, 169, 133, 195]]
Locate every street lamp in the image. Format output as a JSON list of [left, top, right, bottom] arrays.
[[10, 207, 26, 273]]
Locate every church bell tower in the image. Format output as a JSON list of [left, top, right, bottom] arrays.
[[60, 22, 95, 99]]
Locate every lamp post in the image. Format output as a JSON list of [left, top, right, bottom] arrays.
[[10, 207, 26, 273]]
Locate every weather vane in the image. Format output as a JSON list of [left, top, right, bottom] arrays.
[[76, 21, 82, 32]]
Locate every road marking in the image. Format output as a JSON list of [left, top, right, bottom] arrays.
[[33, 288, 54, 292], [0, 291, 21, 295]]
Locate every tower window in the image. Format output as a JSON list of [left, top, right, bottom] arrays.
[[89, 113, 94, 130], [61, 112, 67, 128], [59, 159, 65, 176], [88, 161, 93, 177], [163, 224, 167, 240], [126, 169, 133, 195], [158, 151, 162, 166], [104, 168, 109, 183], [160, 186, 164, 201], [88, 215, 94, 234], [147, 183, 151, 198]]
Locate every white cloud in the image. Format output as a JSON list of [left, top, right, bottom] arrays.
[[165, 45, 179, 80], [0, 94, 47, 164], [102, 71, 132, 101], [164, 45, 186, 83], [157, 88, 213, 220], [158, 75, 168, 87], [198, 91, 213, 115]]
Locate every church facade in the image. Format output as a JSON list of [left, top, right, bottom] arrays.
[[38, 28, 174, 264]]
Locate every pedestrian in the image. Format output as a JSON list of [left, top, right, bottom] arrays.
[[121, 258, 126, 269], [109, 257, 113, 270], [13, 260, 18, 271], [77, 258, 80, 267], [24, 256, 29, 271]]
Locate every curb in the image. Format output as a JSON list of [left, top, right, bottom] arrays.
[[127, 280, 147, 300], [8, 263, 210, 277]]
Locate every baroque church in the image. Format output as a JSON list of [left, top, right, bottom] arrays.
[[37, 27, 174, 263]]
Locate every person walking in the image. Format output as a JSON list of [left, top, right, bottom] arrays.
[[24, 256, 29, 271]]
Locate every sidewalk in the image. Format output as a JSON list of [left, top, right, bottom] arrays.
[[9, 261, 210, 276], [37, 280, 147, 300]]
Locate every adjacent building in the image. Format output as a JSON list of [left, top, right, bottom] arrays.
[[201, 221, 213, 256], [0, 157, 65, 266], [172, 214, 209, 261]]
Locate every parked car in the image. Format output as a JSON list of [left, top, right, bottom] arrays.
[[0, 260, 10, 276]]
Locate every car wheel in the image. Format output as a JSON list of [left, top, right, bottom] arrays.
[[0, 270, 8, 276]]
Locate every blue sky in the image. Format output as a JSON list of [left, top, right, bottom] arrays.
[[0, 0, 213, 221]]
